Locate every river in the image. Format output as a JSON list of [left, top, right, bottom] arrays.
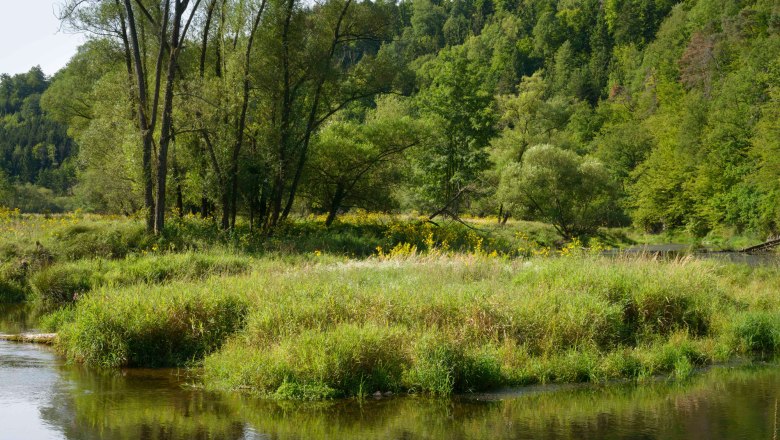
[[2, 305, 780, 440]]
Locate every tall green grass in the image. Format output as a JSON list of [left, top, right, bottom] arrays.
[[57, 282, 248, 368], [0, 212, 574, 305], [0, 262, 29, 303], [6, 213, 778, 399], [29, 252, 251, 307], [50, 254, 780, 398]]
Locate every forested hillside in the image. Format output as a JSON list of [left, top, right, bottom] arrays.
[[0, 67, 76, 211], [5, 0, 778, 237]]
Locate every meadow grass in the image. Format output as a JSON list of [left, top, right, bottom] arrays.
[[29, 252, 251, 307], [201, 255, 737, 397], [56, 282, 248, 368], [0, 210, 575, 305]]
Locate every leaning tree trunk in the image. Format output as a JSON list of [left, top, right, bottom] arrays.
[[325, 182, 346, 227]]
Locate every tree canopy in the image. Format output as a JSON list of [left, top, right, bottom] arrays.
[[0, 0, 776, 238]]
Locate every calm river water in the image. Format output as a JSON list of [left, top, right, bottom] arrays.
[[2, 305, 780, 440]]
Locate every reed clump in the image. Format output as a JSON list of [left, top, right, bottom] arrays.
[[57, 283, 249, 368]]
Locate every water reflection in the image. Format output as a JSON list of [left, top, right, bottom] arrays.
[[604, 245, 780, 267], [0, 340, 65, 439], [0, 303, 43, 334], [230, 368, 780, 440], [3, 349, 777, 440], [40, 366, 253, 440], [3, 305, 780, 439]]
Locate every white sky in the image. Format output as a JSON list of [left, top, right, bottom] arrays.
[[0, 0, 84, 77]]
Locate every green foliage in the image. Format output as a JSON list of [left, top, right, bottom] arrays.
[[30, 265, 93, 306], [499, 144, 618, 237], [4, 0, 780, 407], [412, 44, 497, 213], [304, 96, 422, 224], [24, 0, 776, 240], [9, 213, 776, 399], [209, 323, 409, 399], [50, 222, 150, 260], [29, 252, 251, 308], [185, 256, 780, 398], [403, 333, 502, 394], [0, 277, 27, 303], [0, 67, 76, 199]]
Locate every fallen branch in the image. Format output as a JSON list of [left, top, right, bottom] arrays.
[[0, 333, 57, 345]]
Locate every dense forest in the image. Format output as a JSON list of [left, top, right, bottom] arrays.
[[0, 67, 77, 211], [1, 0, 778, 238]]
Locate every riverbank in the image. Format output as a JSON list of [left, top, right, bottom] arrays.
[[2, 212, 779, 399], [43, 254, 780, 399]]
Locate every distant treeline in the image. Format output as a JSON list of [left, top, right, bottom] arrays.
[[2, 0, 778, 237]]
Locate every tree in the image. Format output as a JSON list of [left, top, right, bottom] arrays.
[[61, 0, 203, 233], [751, 53, 780, 234], [304, 96, 422, 226], [498, 144, 616, 238], [0, 169, 11, 205], [414, 44, 496, 217]]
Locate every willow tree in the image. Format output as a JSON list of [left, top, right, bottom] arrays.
[[248, 0, 398, 230], [176, 0, 268, 229], [61, 0, 203, 233]]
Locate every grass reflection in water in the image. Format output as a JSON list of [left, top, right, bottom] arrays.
[[39, 362, 780, 440]]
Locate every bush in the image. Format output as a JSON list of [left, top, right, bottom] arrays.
[[497, 144, 619, 238]]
